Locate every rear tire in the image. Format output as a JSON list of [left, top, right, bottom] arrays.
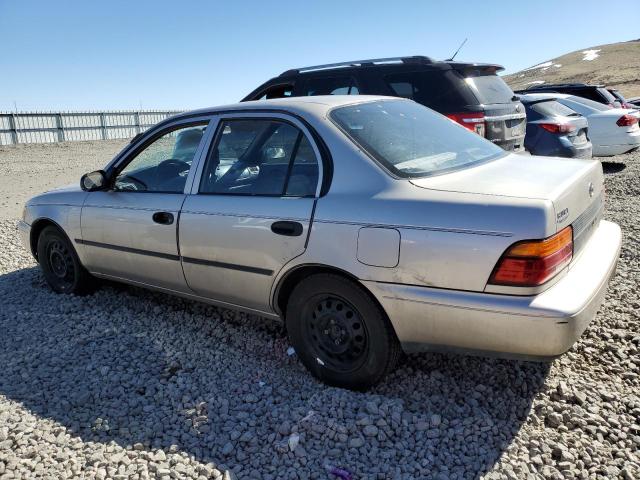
[[286, 273, 400, 390], [37, 226, 96, 295]]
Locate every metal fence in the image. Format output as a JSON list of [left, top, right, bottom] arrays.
[[0, 110, 183, 146]]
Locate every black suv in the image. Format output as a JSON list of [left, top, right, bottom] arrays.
[[243, 56, 526, 152], [515, 83, 620, 107]]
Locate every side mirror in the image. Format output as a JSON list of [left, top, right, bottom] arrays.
[[80, 170, 108, 192]]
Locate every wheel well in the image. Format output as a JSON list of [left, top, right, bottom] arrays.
[[29, 219, 61, 260], [275, 265, 389, 322]]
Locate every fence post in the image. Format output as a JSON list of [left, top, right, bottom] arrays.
[[134, 111, 141, 134], [56, 113, 65, 142], [8, 113, 19, 145], [100, 113, 107, 140]]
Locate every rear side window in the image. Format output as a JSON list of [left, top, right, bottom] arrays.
[[385, 70, 473, 110], [199, 119, 318, 196], [530, 100, 578, 117], [302, 76, 359, 96], [465, 74, 515, 104]]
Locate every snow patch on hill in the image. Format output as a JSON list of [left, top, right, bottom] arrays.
[[582, 49, 600, 61]]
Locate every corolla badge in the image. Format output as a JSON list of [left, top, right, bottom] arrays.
[[556, 208, 569, 224], [588, 182, 595, 197]]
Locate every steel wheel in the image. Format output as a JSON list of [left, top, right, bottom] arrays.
[[45, 238, 76, 290], [37, 225, 97, 295], [286, 273, 401, 390], [304, 294, 369, 373]]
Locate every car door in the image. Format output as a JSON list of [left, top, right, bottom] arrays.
[[179, 113, 322, 313], [79, 118, 212, 292]]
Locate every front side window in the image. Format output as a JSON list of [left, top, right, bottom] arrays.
[[330, 99, 505, 178], [302, 76, 359, 96], [114, 124, 207, 193], [199, 119, 318, 196]]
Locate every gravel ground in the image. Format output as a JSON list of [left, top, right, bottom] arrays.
[[0, 141, 639, 479]]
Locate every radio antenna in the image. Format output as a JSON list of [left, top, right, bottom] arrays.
[[447, 38, 468, 61]]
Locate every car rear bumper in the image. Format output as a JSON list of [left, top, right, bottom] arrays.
[[593, 129, 640, 156], [17, 220, 32, 256], [365, 220, 621, 359]]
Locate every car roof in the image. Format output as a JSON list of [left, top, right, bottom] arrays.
[[170, 95, 403, 121]]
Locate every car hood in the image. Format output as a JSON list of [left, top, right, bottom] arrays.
[[410, 153, 604, 232], [27, 182, 85, 206]]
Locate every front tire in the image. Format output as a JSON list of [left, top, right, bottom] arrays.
[[286, 274, 400, 390], [37, 226, 96, 295]]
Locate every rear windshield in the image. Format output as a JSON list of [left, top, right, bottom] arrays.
[[567, 96, 611, 111], [330, 99, 506, 178], [464, 74, 515, 104], [384, 70, 474, 110], [596, 87, 617, 104], [530, 100, 578, 117]]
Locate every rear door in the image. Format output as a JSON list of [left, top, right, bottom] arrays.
[[179, 113, 322, 314]]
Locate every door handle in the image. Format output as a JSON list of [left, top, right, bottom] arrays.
[[271, 221, 303, 237], [152, 211, 174, 225]]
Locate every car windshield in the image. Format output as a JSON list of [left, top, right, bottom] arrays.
[[330, 99, 506, 178]]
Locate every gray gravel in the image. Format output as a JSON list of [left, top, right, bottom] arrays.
[[0, 142, 639, 479]]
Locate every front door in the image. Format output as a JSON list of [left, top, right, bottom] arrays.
[[80, 121, 210, 292], [179, 115, 322, 313]]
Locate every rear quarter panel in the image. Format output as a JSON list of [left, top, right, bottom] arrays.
[[284, 185, 552, 293]]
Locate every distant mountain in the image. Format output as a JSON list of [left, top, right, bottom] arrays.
[[503, 39, 640, 98]]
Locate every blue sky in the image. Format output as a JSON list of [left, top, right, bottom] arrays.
[[1, 0, 637, 111]]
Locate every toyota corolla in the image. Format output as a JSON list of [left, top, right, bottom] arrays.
[[18, 96, 622, 389]]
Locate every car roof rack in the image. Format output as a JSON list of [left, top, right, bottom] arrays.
[[279, 56, 434, 77]]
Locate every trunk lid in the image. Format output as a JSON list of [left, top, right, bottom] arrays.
[[410, 153, 604, 237]]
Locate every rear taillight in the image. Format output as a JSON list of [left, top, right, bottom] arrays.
[[446, 112, 486, 137], [489, 226, 573, 287], [539, 123, 576, 134], [616, 114, 638, 127]]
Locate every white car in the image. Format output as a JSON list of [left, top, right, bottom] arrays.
[[523, 93, 640, 156]]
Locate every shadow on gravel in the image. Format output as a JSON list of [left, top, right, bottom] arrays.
[[601, 161, 626, 174], [0, 265, 550, 479]]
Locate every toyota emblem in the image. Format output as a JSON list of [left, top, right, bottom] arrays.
[[588, 182, 594, 197]]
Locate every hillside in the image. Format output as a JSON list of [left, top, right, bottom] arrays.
[[503, 39, 640, 97]]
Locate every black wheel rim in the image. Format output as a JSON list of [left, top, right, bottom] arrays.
[[304, 295, 368, 372], [46, 238, 75, 289]]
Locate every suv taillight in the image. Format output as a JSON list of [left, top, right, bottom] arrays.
[[616, 114, 638, 127], [446, 112, 486, 137], [489, 226, 573, 287], [539, 123, 576, 134]]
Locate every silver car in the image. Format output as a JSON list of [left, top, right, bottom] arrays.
[[18, 96, 622, 389]]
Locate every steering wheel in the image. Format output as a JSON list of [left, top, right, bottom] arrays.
[[215, 160, 256, 188], [157, 159, 190, 177], [115, 174, 147, 191]]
